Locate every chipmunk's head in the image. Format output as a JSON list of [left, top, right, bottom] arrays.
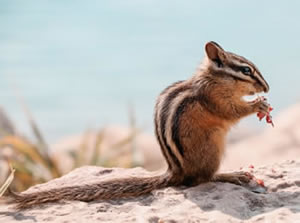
[[202, 41, 269, 102]]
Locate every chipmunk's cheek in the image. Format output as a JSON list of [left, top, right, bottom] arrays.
[[241, 92, 264, 103], [242, 94, 259, 103]]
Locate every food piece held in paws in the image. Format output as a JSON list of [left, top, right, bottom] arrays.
[[266, 112, 274, 127], [257, 100, 274, 127]]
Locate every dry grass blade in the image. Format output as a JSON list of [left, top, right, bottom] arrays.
[[110, 128, 139, 150], [6, 159, 45, 191], [14, 171, 42, 191], [0, 166, 15, 197], [99, 128, 139, 166], [12, 85, 49, 156], [0, 136, 47, 166], [0, 136, 61, 178], [74, 130, 91, 168], [6, 160, 35, 191], [127, 105, 142, 167], [0, 107, 16, 137], [90, 129, 105, 165]]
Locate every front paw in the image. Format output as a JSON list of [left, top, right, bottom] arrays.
[[251, 98, 270, 115]]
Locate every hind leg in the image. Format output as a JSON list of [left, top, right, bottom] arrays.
[[212, 172, 253, 185]]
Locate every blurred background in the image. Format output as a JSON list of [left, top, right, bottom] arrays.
[[1, 1, 300, 191]]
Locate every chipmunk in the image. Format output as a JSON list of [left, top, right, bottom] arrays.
[[2, 41, 270, 209]]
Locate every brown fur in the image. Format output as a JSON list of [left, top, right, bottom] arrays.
[[1, 41, 270, 209]]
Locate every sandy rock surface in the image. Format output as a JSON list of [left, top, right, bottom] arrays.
[[1, 160, 300, 223]]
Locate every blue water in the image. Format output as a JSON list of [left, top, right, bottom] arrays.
[[1, 1, 300, 142]]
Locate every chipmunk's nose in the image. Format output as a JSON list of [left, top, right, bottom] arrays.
[[263, 80, 269, 93]]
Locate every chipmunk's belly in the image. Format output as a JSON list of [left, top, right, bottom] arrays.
[[178, 102, 227, 181]]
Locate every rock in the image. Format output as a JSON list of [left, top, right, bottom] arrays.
[[0, 160, 300, 223]]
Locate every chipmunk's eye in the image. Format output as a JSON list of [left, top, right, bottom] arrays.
[[240, 66, 252, 76]]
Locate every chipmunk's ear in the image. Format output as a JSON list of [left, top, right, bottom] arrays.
[[205, 41, 225, 66]]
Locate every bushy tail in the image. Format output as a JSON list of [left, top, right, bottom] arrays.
[[1, 174, 171, 209]]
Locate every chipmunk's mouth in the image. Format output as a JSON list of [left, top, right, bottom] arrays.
[[242, 91, 266, 103]]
